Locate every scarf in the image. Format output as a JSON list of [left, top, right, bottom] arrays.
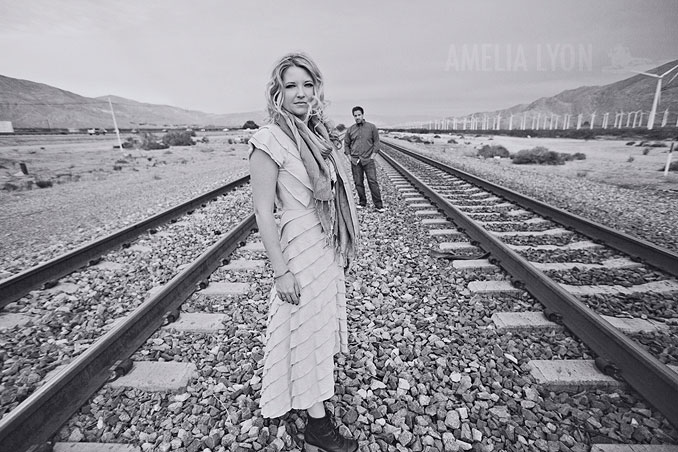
[[275, 113, 360, 269]]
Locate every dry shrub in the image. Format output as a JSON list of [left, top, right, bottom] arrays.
[[511, 146, 565, 165], [478, 144, 509, 159], [35, 179, 53, 188], [162, 131, 195, 147], [140, 132, 169, 150]]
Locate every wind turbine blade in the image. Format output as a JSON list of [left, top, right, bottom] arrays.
[[660, 63, 678, 77], [633, 70, 659, 78], [667, 70, 678, 85]]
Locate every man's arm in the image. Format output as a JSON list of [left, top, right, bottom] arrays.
[[343, 127, 352, 155], [367, 123, 380, 158]]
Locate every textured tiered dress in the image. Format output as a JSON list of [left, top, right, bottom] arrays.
[[249, 124, 349, 419]]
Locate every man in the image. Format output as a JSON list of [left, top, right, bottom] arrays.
[[343, 106, 384, 212]]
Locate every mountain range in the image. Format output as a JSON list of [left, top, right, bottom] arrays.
[[1, 60, 677, 129], [0, 75, 266, 129], [455, 59, 678, 125]]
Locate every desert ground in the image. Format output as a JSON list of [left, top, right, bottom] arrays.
[[388, 132, 678, 193], [1, 130, 677, 273], [0, 131, 253, 269]]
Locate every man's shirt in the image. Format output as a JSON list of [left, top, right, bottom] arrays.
[[344, 121, 380, 164]]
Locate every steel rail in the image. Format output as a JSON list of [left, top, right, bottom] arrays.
[[0, 213, 257, 452], [382, 139, 678, 278], [0, 176, 250, 308], [379, 150, 678, 428]]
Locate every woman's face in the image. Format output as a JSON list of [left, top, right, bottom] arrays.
[[281, 65, 315, 119]]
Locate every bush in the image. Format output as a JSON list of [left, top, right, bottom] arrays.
[[119, 137, 138, 149], [35, 179, 53, 188], [243, 120, 259, 129], [626, 141, 635, 146], [511, 146, 566, 165], [162, 131, 195, 147], [642, 148, 650, 155], [478, 144, 510, 159], [572, 152, 586, 160], [335, 123, 346, 132], [627, 156, 634, 163], [663, 161, 678, 172], [140, 132, 169, 150], [447, 138, 458, 144]]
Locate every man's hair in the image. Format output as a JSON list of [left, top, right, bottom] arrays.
[[352, 106, 364, 115]]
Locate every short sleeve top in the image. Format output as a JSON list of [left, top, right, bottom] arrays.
[[249, 124, 315, 210]]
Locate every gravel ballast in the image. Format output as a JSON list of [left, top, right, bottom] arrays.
[[51, 158, 678, 451]]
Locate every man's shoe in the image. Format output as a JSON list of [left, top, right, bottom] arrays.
[[356, 205, 365, 210], [376, 207, 385, 213]]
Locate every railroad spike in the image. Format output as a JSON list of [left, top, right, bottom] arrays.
[[213, 230, 221, 235], [88, 257, 102, 266], [594, 357, 621, 379], [163, 308, 180, 325], [221, 258, 231, 266], [187, 210, 194, 215], [196, 279, 209, 290], [42, 280, 58, 290], [510, 279, 525, 289], [109, 358, 134, 381], [149, 228, 158, 234], [543, 309, 563, 324], [121, 242, 131, 249]]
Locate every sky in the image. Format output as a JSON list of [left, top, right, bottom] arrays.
[[1, 0, 677, 126]]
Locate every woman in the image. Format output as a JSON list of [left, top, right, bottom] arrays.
[[248, 53, 360, 452]]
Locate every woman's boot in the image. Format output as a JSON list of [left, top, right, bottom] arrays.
[[304, 414, 358, 452]]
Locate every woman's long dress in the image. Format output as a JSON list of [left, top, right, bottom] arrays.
[[249, 124, 349, 419]]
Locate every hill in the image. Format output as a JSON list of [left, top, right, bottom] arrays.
[[0, 75, 266, 129], [453, 59, 678, 125]]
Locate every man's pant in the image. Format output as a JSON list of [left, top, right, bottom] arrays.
[[351, 159, 383, 209]]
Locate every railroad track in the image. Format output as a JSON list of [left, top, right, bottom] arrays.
[[381, 139, 678, 427], [0, 176, 250, 307], [1, 143, 677, 451], [0, 178, 253, 449]]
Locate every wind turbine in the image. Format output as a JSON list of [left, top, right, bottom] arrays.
[[635, 63, 678, 129]]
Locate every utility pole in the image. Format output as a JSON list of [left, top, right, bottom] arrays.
[[109, 97, 124, 151], [664, 143, 674, 177]]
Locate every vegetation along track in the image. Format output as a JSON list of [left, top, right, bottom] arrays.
[[381, 139, 678, 428], [2, 144, 678, 451]]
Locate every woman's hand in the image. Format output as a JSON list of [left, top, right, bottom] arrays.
[[275, 271, 300, 305]]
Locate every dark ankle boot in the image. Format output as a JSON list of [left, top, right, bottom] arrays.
[[304, 414, 358, 452]]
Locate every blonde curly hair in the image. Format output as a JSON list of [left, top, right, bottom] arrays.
[[265, 52, 328, 124]]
